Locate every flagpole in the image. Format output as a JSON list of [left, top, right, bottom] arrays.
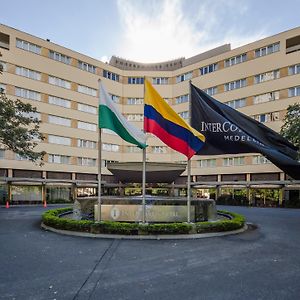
[[142, 147, 146, 223], [97, 80, 102, 222], [187, 158, 191, 223], [187, 80, 192, 223], [142, 77, 147, 224]]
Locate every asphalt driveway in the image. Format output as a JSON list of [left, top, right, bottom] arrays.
[[0, 205, 299, 300]]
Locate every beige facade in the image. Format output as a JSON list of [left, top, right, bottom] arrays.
[[0, 24, 299, 204]]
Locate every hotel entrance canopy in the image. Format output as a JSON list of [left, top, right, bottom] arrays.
[[106, 162, 187, 183]]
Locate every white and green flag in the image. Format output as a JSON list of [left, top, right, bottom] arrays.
[[99, 83, 147, 149]]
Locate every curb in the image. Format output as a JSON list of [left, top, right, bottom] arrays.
[[41, 222, 248, 240], [1, 204, 70, 208]]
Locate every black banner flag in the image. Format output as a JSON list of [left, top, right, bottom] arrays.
[[190, 83, 300, 180]]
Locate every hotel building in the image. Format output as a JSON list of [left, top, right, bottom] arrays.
[[0, 24, 299, 206]]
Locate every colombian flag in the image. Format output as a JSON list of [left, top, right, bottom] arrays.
[[144, 80, 205, 159]]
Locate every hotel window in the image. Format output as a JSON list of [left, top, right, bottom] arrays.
[[19, 111, 41, 121], [78, 61, 96, 74], [77, 157, 96, 167], [253, 155, 271, 165], [78, 103, 97, 114], [203, 86, 218, 96], [101, 160, 118, 167], [178, 111, 189, 120], [176, 72, 192, 83], [253, 112, 280, 123], [16, 66, 41, 81], [224, 79, 246, 91], [48, 154, 70, 164], [77, 121, 96, 131], [223, 157, 245, 166], [200, 63, 218, 75], [254, 114, 267, 123], [127, 146, 142, 153], [226, 98, 246, 109], [253, 91, 279, 104], [128, 77, 144, 84], [286, 35, 300, 54], [15, 87, 41, 101], [49, 50, 71, 64], [77, 139, 96, 149], [254, 70, 280, 84], [15, 154, 30, 161], [16, 38, 41, 54], [0, 61, 7, 71], [255, 42, 280, 58], [78, 85, 97, 97], [109, 94, 120, 103], [288, 64, 300, 75], [48, 96, 71, 108], [126, 114, 143, 121], [49, 76, 71, 89], [48, 135, 71, 146], [102, 143, 120, 152], [0, 83, 6, 93], [225, 53, 247, 67], [103, 70, 119, 81], [127, 98, 143, 105], [152, 146, 167, 154], [175, 94, 189, 104], [0, 149, 4, 159], [199, 159, 216, 168], [0, 32, 9, 49], [288, 86, 300, 97], [270, 112, 280, 121], [48, 115, 71, 127], [152, 77, 168, 85]]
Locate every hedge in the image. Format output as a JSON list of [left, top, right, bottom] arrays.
[[42, 208, 245, 235], [195, 210, 245, 233], [42, 207, 93, 233]]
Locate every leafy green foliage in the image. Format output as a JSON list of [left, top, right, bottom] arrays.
[[0, 89, 45, 165], [146, 223, 192, 234], [280, 103, 300, 158], [91, 222, 139, 235], [195, 210, 245, 233], [42, 208, 93, 232], [42, 208, 246, 235], [0, 51, 45, 164]]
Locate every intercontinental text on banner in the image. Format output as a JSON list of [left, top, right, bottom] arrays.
[[190, 83, 300, 180]]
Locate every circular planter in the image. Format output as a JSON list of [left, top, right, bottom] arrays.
[[41, 207, 246, 239]]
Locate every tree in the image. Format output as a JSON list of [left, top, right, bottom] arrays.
[[0, 52, 45, 165], [280, 103, 300, 159]]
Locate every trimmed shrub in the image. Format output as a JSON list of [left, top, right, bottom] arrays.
[[42, 208, 245, 235], [91, 222, 139, 235], [42, 208, 93, 232], [145, 223, 192, 235], [195, 210, 245, 233]]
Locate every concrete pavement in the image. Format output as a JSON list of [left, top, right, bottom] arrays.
[[0, 205, 299, 300]]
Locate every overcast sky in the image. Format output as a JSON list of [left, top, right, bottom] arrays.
[[1, 0, 299, 63]]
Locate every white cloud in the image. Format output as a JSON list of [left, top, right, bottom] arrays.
[[116, 0, 267, 63], [100, 55, 110, 63]]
